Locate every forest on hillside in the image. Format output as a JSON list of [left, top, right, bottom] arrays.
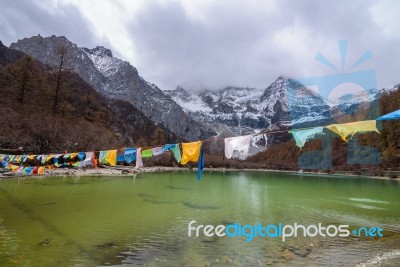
[[0, 46, 179, 154]]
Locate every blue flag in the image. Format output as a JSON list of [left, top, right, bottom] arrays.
[[197, 143, 204, 181]]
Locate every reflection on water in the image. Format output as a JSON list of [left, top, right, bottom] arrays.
[[348, 198, 391, 205], [0, 172, 399, 266]]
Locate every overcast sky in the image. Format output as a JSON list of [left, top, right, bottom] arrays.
[[1, 0, 399, 91]]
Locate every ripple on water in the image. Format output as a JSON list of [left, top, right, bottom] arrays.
[[356, 249, 400, 267], [348, 198, 391, 205]]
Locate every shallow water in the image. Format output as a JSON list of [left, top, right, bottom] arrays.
[[0, 171, 399, 266]]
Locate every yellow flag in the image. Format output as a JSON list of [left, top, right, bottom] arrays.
[[181, 141, 201, 165], [38, 166, 46, 174], [326, 120, 379, 142], [106, 150, 117, 166]]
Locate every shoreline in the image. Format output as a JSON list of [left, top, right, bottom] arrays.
[[1, 166, 399, 180]]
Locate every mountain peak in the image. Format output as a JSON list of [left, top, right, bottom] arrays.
[[82, 46, 113, 58], [18, 35, 67, 44], [167, 77, 333, 131]]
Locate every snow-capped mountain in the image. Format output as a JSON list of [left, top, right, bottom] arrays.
[[165, 86, 265, 135], [8, 35, 385, 143], [10, 35, 215, 141], [166, 76, 386, 135], [328, 88, 380, 122], [165, 77, 332, 134]]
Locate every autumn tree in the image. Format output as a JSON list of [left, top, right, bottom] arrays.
[[150, 126, 165, 146], [3, 56, 42, 104], [137, 136, 148, 147], [50, 44, 73, 114]]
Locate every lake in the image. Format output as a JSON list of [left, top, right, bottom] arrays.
[[0, 171, 399, 266]]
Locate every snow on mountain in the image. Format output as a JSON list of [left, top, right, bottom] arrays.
[[377, 85, 399, 97], [81, 46, 121, 78], [165, 77, 332, 134], [166, 86, 212, 113], [167, 75, 384, 138]]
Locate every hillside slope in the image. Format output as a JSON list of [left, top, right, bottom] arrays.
[[0, 42, 178, 153]]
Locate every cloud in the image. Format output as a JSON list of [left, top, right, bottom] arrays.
[[0, 0, 102, 49], [1, 0, 399, 90], [120, 0, 400, 90]]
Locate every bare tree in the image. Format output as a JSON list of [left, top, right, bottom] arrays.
[[18, 57, 31, 104], [51, 44, 72, 114]]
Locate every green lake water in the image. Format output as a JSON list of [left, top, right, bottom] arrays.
[[0, 171, 399, 266]]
